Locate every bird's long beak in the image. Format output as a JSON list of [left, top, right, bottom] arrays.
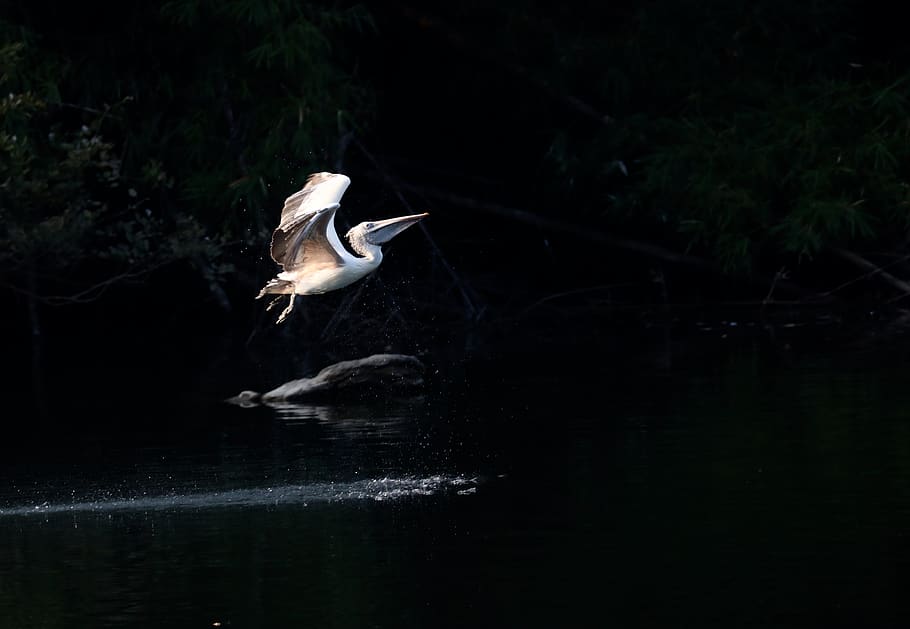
[[368, 212, 429, 244]]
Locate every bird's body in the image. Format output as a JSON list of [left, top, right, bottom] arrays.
[[257, 172, 427, 323]]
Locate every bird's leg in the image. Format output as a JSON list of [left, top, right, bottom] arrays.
[[266, 296, 284, 311], [276, 294, 296, 324]]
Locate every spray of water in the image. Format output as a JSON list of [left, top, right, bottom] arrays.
[[0, 475, 478, 517]]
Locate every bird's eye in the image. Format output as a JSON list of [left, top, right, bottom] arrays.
[[365, 222, 374, 229]]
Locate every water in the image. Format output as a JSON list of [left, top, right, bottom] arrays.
[[2, 325, 910, 628]]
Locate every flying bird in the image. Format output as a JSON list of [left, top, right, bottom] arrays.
[[257, 172, 428, 323]]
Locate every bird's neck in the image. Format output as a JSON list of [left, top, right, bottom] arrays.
[[348, 236, 382, 262]]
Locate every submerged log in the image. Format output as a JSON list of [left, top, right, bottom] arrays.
[[225, 353, 426, 406]]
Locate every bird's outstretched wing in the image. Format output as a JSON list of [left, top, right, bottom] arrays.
[[269, 172, 350, 271], [277, 173, 342, 231], [271, 204, 344, 271]]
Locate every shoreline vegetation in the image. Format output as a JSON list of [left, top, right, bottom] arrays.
[[5, 2, 910, 415]]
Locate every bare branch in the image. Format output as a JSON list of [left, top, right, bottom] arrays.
[[830, 247, 910, 298], [2, 260, 172, 306], [355, 139, 483, 319], [385, 177, 717, 272]]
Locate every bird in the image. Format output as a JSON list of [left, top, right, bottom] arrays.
[[256, 172, 428, 323]]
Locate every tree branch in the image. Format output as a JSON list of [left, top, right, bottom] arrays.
[[381, 177, 820, 301], [384, 177, 717, 272], [356, 140, 483, 319], [830, 247, 910, 297], [2, 261, 172, 306]]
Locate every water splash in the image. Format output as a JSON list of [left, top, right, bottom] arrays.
[[0, 475, 478, 517]]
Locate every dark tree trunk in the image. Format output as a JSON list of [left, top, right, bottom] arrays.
[[26, 260, 48, 421]]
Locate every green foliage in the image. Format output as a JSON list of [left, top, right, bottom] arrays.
[[151, 1, 374, 233], [492, 0, 910, 273], [0, 40, 225, 305], [635, 76, 910, 271], [0, 1, 374, 312]]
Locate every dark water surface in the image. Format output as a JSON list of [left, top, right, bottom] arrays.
[[2, 324, 910, 628]]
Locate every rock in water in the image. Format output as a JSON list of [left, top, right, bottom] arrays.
[[225, 353, 425, 406], [225, 390, 261, 407]]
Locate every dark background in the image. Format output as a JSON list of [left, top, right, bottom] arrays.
[[5, 1, 910, 422], [5, 7, 910, 627]]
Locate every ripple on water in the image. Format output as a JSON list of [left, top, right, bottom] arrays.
[[0, 475, 479, 517]]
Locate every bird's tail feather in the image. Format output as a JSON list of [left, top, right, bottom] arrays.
[[257, 279, 294, 299]]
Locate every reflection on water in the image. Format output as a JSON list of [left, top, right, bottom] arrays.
[[0, 398, 471, 516], [2, 338, 910, 628], [271, 400, 421, 432]]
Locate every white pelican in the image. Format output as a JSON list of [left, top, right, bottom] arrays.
[[257, 172, 428, 323]]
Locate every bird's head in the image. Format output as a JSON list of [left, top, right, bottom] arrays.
[[346, 212, 429, 249]]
